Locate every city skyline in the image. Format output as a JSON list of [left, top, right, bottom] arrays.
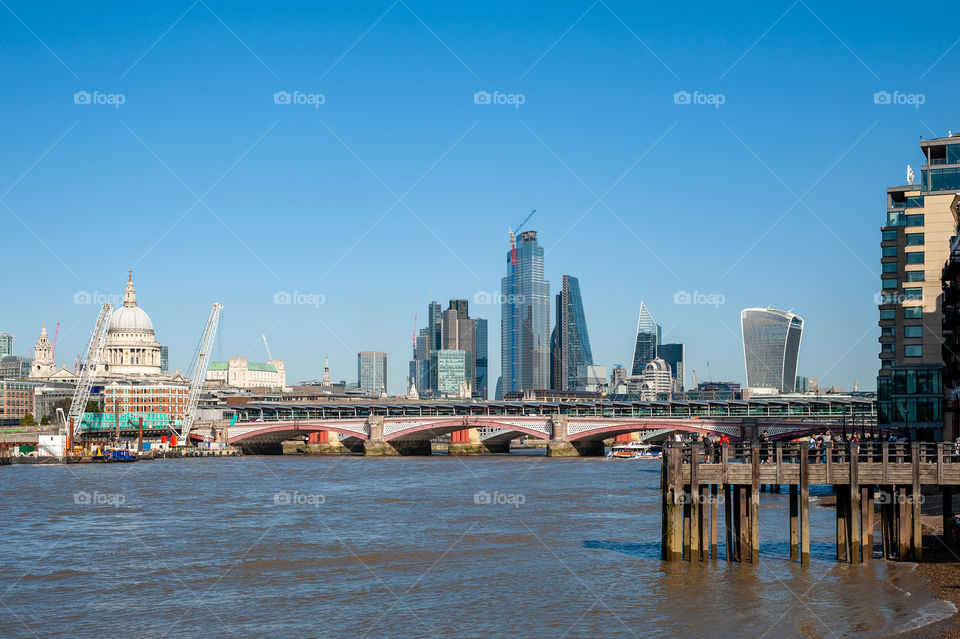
[[3, 2, 958, 393]]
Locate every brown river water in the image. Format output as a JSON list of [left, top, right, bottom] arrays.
[[0, 454, 954, 638]]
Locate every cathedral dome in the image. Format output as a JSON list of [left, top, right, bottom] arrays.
[[109, 305, 154, 332], [107, 271, 154, 333]]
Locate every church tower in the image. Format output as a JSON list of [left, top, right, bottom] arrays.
[[30, 323, 55, 378]]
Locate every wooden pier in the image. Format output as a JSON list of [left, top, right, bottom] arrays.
[[660, 441, 960, 564]]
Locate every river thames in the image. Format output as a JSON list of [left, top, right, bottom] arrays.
[[0, 454, 953, 637]]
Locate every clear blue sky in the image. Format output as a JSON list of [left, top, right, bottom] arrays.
[[2, 0, 957, 393]]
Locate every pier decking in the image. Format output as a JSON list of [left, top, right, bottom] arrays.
[[660, 442, 960, 565]]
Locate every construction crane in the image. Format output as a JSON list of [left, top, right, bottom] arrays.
[[692, 369, 698, 389], [51, 322, 60, 362], [179, 303, 223, 442], [63, 304, 112, 438], [261, 334, 273, 361]]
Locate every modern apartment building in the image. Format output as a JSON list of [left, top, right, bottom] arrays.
[[880, 134, 960, 439]]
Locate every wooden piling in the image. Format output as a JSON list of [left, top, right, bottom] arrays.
[[710, 484, 719, 560], [789, 484, 799, 561], [861, 486, 873, 561], [800, 444, 810, 565], [912, 444, 922, 561], [737, 485, 748, 563], [898, 486, 910, 560], [849, 442, 861, 563], [836, 486, 848, 562], [724, 483, 733, 562], [690, 444, 700, 561], [944, 486, 954, 547], [751, 444, 760, 564]]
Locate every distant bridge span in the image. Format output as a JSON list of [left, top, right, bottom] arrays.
[[227, 414, 871, 455]]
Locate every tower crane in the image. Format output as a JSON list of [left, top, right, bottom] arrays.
[[262, 334, 273, 361], [179, 303, 223, 442], [51, 321, 60, 362], [62, 304, 112, 439]]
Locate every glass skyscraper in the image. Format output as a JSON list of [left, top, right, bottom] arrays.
[[740, 308, 803, 393], [501, 230, 550, 392], [475, 318, 488, 399], [550, 275, 593, 390], [658, 342, 685, 391], [630, 302, 657, 376]]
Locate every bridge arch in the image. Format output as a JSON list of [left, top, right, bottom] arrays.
[[385, 419, 550, 442], [228, 422, 369, 446]]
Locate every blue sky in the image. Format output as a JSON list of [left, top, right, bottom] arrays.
[[2, 0, 957, 393]]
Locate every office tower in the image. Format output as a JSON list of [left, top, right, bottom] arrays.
[[741, 308, 803, 393], [428, 302, 442, 354], [630, 302, 657, 376], [429, 350, 469, 396], [357, 351, 387, 394], [0, 333, 12, 359], [160, 345, 169, 374], [475, 318, 488, 399], [501, 230, 550, 393], [884, 133, 960, 438], [449, 299, 469, 319], [659, 343, 685, 391], [549, 275, 593, 390]]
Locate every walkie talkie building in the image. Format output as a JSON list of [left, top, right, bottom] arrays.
[[741, 308, 803, 393]]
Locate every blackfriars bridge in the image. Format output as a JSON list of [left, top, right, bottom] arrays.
[[222, 397, 878, 456]]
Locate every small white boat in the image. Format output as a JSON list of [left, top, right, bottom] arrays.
[[607, 442, 662, 459]]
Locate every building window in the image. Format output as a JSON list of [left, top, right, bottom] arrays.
[[905, 271, 925, 282], [903, 306, 922, 319], [904, 287, 922, 300], [906, 252, 924, 264], [907, 196, 925, 208], [882, 246, 898, 257], [879, 309, 896, 320], [882, 278, 898, 290], [881, 326, 896, 338], [906, 214, 924, 226], [882, 230, 898, 241], [882, 262, 897, 274], [904, 345, 923, 357], [881, 343, 895, 353], [906, 233, 924, 246], [904, 325, 923, 338]]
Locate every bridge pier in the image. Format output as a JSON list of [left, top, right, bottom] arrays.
[[449, 428, 509, 454], [546, 416, 605, 457], [362, 417, 431, 456]]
